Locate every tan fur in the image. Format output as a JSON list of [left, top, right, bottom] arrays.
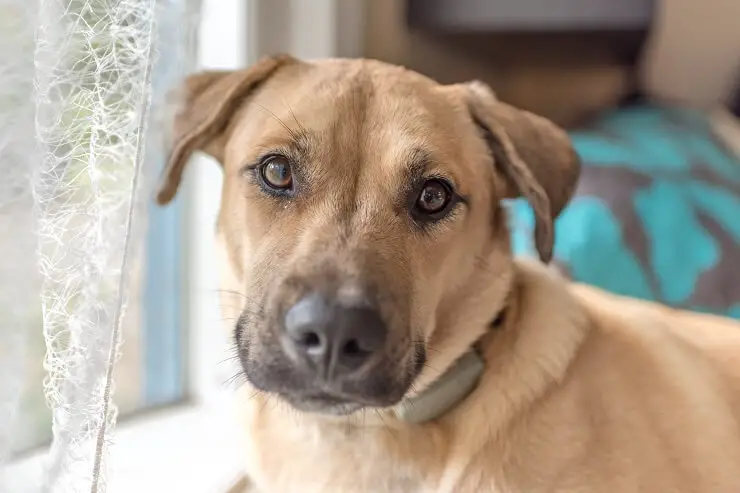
[[159, 56, 740, 492]]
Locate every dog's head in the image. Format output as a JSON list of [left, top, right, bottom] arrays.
[[158, 56, 579, 415]]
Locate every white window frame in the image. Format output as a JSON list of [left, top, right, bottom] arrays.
[[2, 1, 363, 492]]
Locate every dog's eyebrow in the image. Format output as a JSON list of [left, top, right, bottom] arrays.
[[405, 148, 462, 187], [256, 103, 308, 146], [405, 148, 433, 181], [243, 130, 312, 170], [402, 147, 470, 205], [274, 128, 311, 157]]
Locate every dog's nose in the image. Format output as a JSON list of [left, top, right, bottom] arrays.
[[282, 293, 387, 378]]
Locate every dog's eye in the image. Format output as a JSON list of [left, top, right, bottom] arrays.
[[416, 180, 451, 214], [415, 179, 451, 215], [259, 155, 293, 190]]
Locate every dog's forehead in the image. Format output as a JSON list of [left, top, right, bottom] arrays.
[[227, 59, 487, 188], [278, 60, 466, 134]]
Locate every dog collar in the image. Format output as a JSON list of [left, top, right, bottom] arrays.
[[393, 349, 485, 423], [392, 309, 505, 424]]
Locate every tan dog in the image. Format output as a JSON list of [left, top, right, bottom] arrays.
[[157, 55, 740, 493]]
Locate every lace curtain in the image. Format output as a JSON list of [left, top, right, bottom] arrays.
[[0, 0, 200, 490]]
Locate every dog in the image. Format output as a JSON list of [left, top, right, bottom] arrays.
[[156, 55, 740, 492]]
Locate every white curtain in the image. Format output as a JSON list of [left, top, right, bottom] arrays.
[[0, 0, 200, 491]]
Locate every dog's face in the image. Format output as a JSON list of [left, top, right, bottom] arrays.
[[158, 56, 579, 415]]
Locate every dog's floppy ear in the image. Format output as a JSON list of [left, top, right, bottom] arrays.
[[156, 54, 296, 205], [465, 81, 580, 263]]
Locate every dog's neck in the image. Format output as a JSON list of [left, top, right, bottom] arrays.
[[393, 313, 505, 423], [378, 260, 588, 430], [394, 350, 485, 423]]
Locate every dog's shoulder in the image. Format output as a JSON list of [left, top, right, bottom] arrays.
[[484, 261, 740, 492], [568, 280, 740, 385], [490, 259, 740, 418]]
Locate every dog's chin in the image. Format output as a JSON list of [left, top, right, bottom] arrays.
[[281, 393, 369, 415], [279, 386, 410, 415]]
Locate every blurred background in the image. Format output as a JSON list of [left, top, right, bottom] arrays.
[[3, 0, 739, 491]]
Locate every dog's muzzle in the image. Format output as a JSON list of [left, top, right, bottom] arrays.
[[239, 281, 420, 415]]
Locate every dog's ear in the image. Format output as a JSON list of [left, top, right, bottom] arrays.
[[464, 81, 580, 263], [156, 54, 296, 205]]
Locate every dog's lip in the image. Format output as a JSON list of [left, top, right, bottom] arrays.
[[270, 350, 425, 411], [283, 391, 367, 415], [287, 388, 402, 410], [301, 392, 353, 405]]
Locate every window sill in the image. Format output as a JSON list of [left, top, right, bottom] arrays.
[[2, 399, 246, 493]]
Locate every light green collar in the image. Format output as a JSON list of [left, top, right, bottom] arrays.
[[393, 349, 485, 424]]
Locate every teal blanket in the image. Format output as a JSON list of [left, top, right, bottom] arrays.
[[508, 105, 740, 319]]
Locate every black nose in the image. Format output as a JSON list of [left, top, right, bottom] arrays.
[[282, 293, 387, 379]]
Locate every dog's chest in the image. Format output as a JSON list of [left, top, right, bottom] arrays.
[[242, 405, 442, 492]]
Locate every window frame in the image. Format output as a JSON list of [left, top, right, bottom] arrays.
[[142, 185, 185, 406], [2, 1, 364, 491]]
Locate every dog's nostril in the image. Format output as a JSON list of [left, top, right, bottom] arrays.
[[342, 339, 365, 357], [299, 331, 322, 349]]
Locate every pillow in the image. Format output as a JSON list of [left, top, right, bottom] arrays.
[[711, 107, 740, 160], [639, 0, 740, 107], [731, 84, 740, 118], [508, 104, 740, 319]]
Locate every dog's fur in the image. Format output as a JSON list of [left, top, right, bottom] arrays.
[[158, 55, 740, 492]]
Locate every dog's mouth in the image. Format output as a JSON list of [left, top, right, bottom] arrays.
[[276, 380, 411, 415], [243, 340, 427, 416], [282, 392, 371, 415]]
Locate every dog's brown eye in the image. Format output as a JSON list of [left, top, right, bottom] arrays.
[[416, 179, 451, 214], [260, 156, 293, 190]]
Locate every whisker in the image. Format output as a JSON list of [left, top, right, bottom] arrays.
[[284, 100, 308, 136], [374, 409, 391, 434], [261, 394, 277, 414], [213, 289, 252, 300], [218, 354, 241, 365], [246, 389, 262, 402], [223, 371, 248, 389], [256, 103, 300, 141]]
